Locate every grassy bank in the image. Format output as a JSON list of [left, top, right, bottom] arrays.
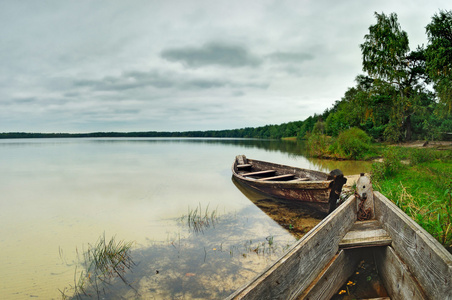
[[371, 146, 452, 251]]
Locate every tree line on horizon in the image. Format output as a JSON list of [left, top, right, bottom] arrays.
[[1, 11, 451, 142]]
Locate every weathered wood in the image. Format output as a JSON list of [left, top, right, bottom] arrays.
[[374, 246, 428, 300], [258, 174, 295, 181], [232, 157, 346, 214], [237, 164, 252, 169], [289, 177, 310, 182], [374, 192, 452, 300], [296, 249, 360, 300], [236, 155, 247, 165], [226, 195, 357, 300], [355, 174, 374, 220], [339, 220, 392, 249], [229, 174, 452, 300], [243, 170, 276, 176]]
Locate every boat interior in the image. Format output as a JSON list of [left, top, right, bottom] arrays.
[[235, 155, 314, 182]]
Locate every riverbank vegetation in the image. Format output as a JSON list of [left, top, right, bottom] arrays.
[[371, 146, 452, 251], [305, 127, 378, 160]]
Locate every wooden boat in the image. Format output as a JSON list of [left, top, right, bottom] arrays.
[[232, 155, 347, 214], [226, 174, 452, 300]]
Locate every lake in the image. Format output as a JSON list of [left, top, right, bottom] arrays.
[[0, 138, 371, 299]]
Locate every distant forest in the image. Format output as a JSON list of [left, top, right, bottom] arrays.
[[2, 11, 451, 142]]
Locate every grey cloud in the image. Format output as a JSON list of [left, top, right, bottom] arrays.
[[11, 97, 37, 104], [73, 70, 268, 92], [2, 96, 70, 107], [74, 72, 174, 91], [267, 51, 315, 63], [161, 43, 262, 68]]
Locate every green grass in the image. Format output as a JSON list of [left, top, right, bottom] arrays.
[[372, 147, 452, 251]]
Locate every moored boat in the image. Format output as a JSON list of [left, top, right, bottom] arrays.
[[232, 155, 347, 214], [227, 174, 452, 300]]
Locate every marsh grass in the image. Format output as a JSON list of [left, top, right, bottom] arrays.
[[372, 147, 452, 251], [60, 234, 136, 299], [180, 204, 219, 234]]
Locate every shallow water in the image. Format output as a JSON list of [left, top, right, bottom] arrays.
[[0, 138, 371, 299]]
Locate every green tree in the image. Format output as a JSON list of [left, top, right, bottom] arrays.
[[360, 12, 430, 142], [361, 12, 410, 86], [425, 10, 452, 114]]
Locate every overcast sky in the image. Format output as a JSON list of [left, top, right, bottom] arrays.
[[0, 0, 449, 133]]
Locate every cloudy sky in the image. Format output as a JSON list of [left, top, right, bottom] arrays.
[[0, 0, 449, 133]]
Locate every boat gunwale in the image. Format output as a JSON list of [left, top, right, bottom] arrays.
[[232, 158, 333, 186], [226, 194, 357, 299], [228, 187, 452, 299]]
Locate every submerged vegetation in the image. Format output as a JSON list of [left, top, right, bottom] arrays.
[[180, 204, 219, 234], [58, 210, 297, 299], [60, 234, 135, 299]]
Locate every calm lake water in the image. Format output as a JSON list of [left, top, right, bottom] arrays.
[[0, 138, 371, 299]]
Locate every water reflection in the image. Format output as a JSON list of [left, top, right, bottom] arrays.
[[67, 205, 296, 299], [307, 157, 373, 176], [0, 138, 370, 299], [232, 177, 322, 239]]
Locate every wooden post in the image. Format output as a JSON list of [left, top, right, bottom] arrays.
[[355, 173, 374, 220]]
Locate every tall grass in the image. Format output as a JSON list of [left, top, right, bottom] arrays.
[[372, 147, 452, 251]]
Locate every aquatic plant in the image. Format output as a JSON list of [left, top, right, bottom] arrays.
[[59, 234, 136, 299], [181, 203, 219, 234]]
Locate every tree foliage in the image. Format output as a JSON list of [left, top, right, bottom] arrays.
[[425, 10, 452, 113], [361, 12, 410, 86]]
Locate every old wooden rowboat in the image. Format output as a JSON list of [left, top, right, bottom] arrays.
[[227, 174, 452, 300], [232, 155, 347, 214]]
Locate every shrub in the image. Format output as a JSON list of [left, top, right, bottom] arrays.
[[305, 132, 332, 158], [371, 146, 404, 181], [332, 127, 372, 159]]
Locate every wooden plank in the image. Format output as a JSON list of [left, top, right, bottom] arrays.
[[296, 249, 360, 300], [237, 164, 252, 169], [339, 220, 392, 249], [236, 155, 247, 165], [226, 195, 357, 300], [289, 177, 310, 182], [243, 170, 276, 176], [374, 246, 428, 300], [257, 174, 295, 181], [374, 192, 452, 300]]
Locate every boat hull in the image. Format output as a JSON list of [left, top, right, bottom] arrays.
[[232, 156, 344, 214], [227, 175, 452, 300]]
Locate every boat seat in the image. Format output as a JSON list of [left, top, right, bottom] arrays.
[[237, 164, 252, 169], [339, 220, 392, 249], [258, 174, 295, 181], [243, 170, 276, 176], [289, 177, 310, 182]]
